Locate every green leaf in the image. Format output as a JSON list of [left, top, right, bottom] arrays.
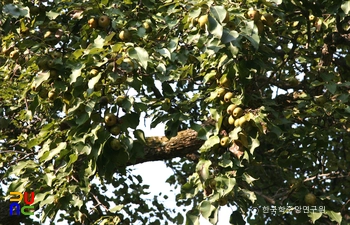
[[240, 189, 257, 203], [241, 21, 260, 50], [229, 211, 245, 225], [325, 82, 337, 94], [210, 6, 227, 23], [128, 47, 149, 70], [8, 178, 28, 193], [40, 142, 67, 163], [110, 205, 124, 213], [185, 209, 200, 225], [33, 71, 51, 87], [242, 173, 258, 184], [325, 210, 342, 224], [341, 1, 350, 14], [134, 129, 147, 145], [208, 15, 223, 39], [199, 135, 220, 153], [39, 195, 55, 207], [196, 160, 212, 181], [3, 4, 29, 18], [250, 136, 260, 155], [88, 73, 102, 89], [307, 212, 322, 223], [43, 172, 55, 187], [200, 200, 215, 219]]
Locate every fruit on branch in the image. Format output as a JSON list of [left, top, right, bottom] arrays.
[[232, 107, 243, 118], [198, 14, 208, 29], [104, 113, 117, 126], [287, 77, 299, 87], [314, 95, 326, 105], [37, 58, 49, 70], [224, 92, 234, 103], [304, 193, 316, 206], [227, 104, 237, 115], [48, 21, 59, 31], [216, 88, 226, 98], [143, 21, 152, 32], [98, 15, 111, 29], [218, 196, 228, 206], [247, 9, 261, 22], [47, 59, 55, 68], [116, 95, 126, 106], [88, 18, 98, 28], [38, 88, 48, 99], [50, 51, 61, 59], [309, 14, 316, 22], [219, 76, 231, 87], [110, 125, 121, 135], [261, 13, 274, 27], [89, 69, 99, 77], [110, 138, 122, 150], [119, 30, 131, 41], [220, 137, 230, 147], [228, 115, 235, 125], [48, 90, 57, 100], [237, 116, 248, 127], [99, 96, 109, 106]]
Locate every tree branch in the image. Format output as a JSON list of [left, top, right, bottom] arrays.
[[132, 129, 204, 165]]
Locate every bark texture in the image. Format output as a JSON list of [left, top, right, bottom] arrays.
[[134, 129, 204, 165]]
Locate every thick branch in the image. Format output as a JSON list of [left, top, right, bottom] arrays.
[[133, 129, 204, 165]]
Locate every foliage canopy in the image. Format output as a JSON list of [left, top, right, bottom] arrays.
[[0, 0, 350, 224]]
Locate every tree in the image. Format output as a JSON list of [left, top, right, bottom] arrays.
[[0, 0, 349, 224]]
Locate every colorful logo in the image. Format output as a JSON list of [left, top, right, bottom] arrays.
[[9, 192, 35, 216]]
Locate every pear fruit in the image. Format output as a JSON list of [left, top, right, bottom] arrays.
[[219, 76, 231, 87], [237, 116, 248, 127], [104, 113, 117, 126], [37, 58, 49, 70], [110, 138, 122, 150], [99, 96, 109, 106], [88, 18, 98, 28], [198, 14, 208, 29], [143, 21, 152, 32], [48, 90, 57, 100], [47, 59, 55, 68], [110, 125, 121, 135], [38, 88, 48, 99], [119, 30, 131, 41], [304, 193, 316, 206], [98, 15, 111, 28], [220, 137, 230, 147], [247, 9, 261, 22], [48, 21, 59, 31], [232, 107, 243, 118], [216, 88, 226, 98], [224, 92, 234, 103], [226, 104, 237, 115], [228, 115, 235, 125], [116, 96, 126, 106]]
